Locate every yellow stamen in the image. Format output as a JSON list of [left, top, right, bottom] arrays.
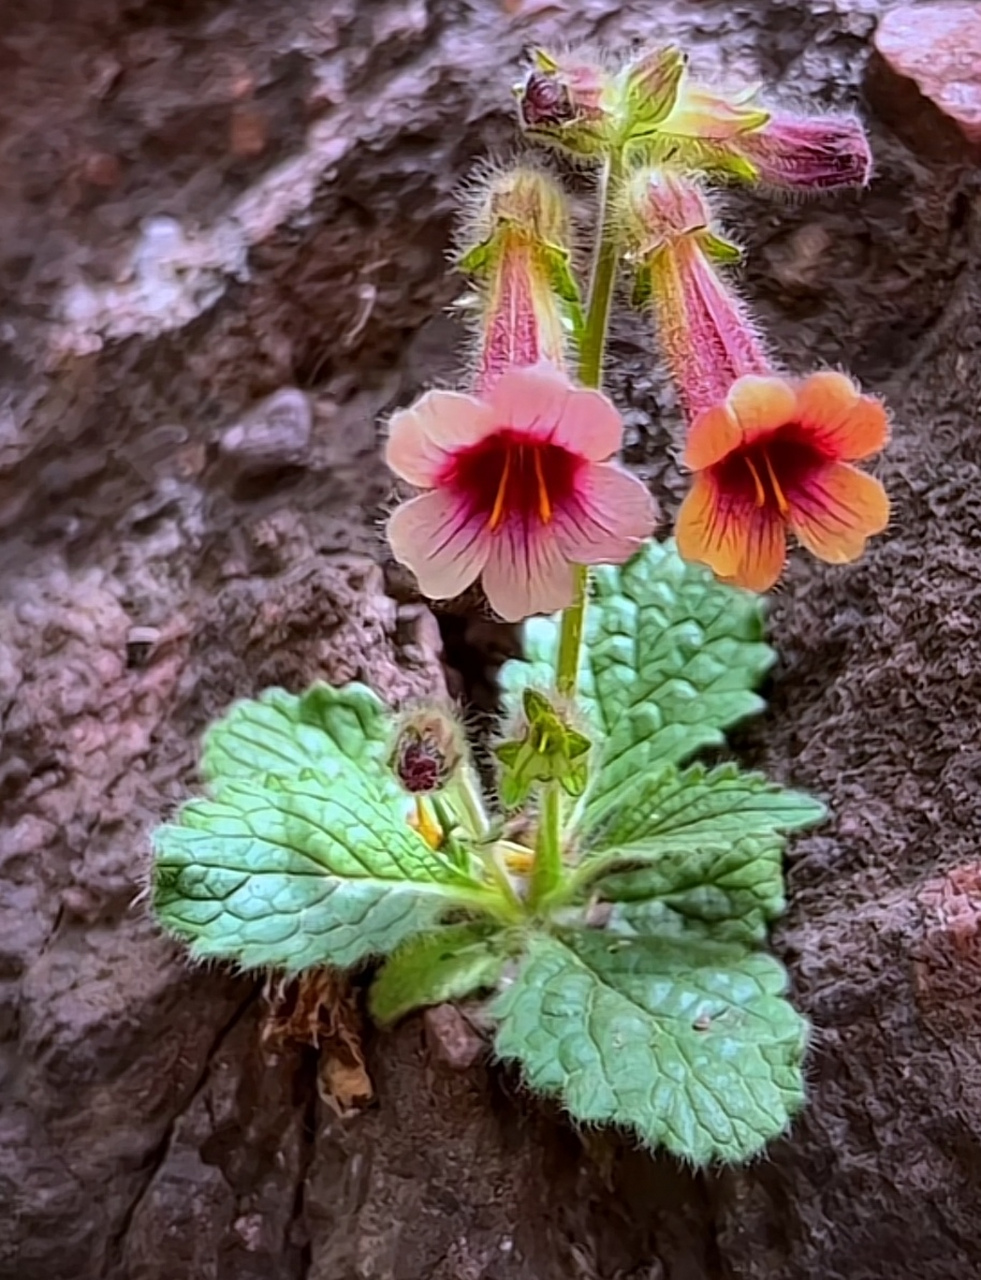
[[503, 848, 534, 874], [488, 447, 512, 531], [412, 797, 443, 850], [762, 450, 790, 514], [744, 455, 767, 508], [533, 447, 553, 524]]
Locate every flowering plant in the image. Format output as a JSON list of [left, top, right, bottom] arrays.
[[152, 43, 888, 1163]]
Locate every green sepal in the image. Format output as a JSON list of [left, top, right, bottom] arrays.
[[700, 231, 744, 265], [492, 930, 807, 1164], [369, 922, 509, 1026], [495, 689, 592, 810]]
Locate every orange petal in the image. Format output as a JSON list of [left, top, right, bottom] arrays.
[[726, 374, 797, 444], [684, 404, 742, 470], [675, 472, 786, 591], [795, 371, 889, 461], [788, 462, 889, 564]]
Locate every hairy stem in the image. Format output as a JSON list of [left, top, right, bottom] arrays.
[[529, 783, 563, 909], [555, 151, 624, 698]]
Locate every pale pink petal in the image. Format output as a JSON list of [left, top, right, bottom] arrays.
[[480, 523, 577, 622], [552, 463, 657, 564], [485, 363, 571, 436], [486, 362, 624, 460], [386, 390, 498, 487], [547, 386, 625, 460], [387, 490, 490, 601]]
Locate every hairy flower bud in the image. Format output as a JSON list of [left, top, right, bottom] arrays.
[[619, 45, 687, 140], [653, 74, 872, 193], [623, 170, 767, 422], [457, 164, 580, 389], [737, 114, 873, 191], [515, 48, 613, 158], [390, 706, 463, 794]]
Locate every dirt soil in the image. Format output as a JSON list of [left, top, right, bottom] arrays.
[[2, 1, 981, 1278]]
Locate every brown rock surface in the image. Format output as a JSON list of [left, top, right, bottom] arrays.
[[1, 1, 980, 1278], [874, 2, 981, 148]]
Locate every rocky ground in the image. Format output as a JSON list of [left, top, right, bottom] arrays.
[[2, 1, 980, 1278]]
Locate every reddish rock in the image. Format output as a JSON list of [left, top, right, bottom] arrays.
[[874, 3, 981, 150]]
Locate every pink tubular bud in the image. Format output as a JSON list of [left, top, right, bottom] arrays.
[[623, 170, 771, 420], [738, 113, 873, 192], [457, 165, 577, 392]]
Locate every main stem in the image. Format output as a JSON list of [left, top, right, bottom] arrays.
[[554, 150, 623, 698]]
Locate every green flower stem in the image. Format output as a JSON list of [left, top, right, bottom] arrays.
[[555, 149, 625, 699], [448, 762, 492, 840], [477, 848, 526, 923], [578, 151, 624, 391], [529, 782, 563, 909]]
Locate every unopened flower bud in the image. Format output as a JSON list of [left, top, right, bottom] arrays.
[[623, 170, 768, 423], [623, 170, 741, 265], [468, 165, 572, 257], [391, 706, 463, 794], [738, 114, 873, 192], [456, 164, 580, 389], [515, 49, 613, 159], [619, 45, 687, 141], [654, 74, 872, 193]]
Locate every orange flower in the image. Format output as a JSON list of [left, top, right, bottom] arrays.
[[676, 372, 889, 592]]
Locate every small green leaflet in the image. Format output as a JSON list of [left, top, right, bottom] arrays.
[[500, 541, 774, 823], [369, 922, 508, 1026], [201, 682, 393, 789], [492, 930, 807, 1164], [153, 769, 493, 973]]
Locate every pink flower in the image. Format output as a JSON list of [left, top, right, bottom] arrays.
[[385, 363, 657, 622]]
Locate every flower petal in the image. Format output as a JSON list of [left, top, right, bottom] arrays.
[[676, 471, 786, 592], [484, 362, 570, 434], [386, 390, 498, 487], [684, 404, 743, 470], [547, 385, 625, 460], [788, 462, 889, 564], [480, 523, 577, 622], [795, 371, 889, 461], [387, 489, 490, 600], [726, 375, 797, 444], [552, 463, 657, 564]]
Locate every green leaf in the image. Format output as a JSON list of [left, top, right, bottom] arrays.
[[153, 770, 493, 972], [369, 922, 508, 1026], [202, 682, 392, 787], [601, 835, 786, 945], [492, 931, 807, 1163], [582, 760, 825, 864], [500, 540, 774, 820]]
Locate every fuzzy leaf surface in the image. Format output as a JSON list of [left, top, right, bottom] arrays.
[[600, 835, 785, 945], [153, 771, 490, 972], [499, 541, 774, 820], [369, 923, 507, 1026], [202, 682, 392, 788], [492, 930, 806, 1163]]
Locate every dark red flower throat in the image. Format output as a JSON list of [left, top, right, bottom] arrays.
[[714, 427, 825, 514], [442, 430, 581, 530]]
